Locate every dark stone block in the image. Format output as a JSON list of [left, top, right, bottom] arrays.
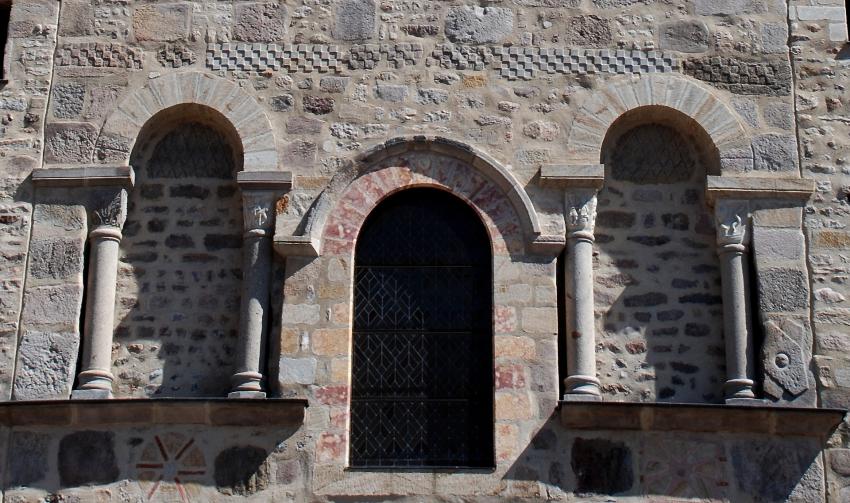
[[30, 238, 83, 280], [303, 95, 335, 115], [659, 387, 676, 398], [205, 234, 243, 251], [9, 431, 49, 487], [571, 438, 633, 495], [597, 211, 636, 229], [217, 185, 238, 198], [651, 327, 679, 336], [139, 184, 163, 199], [123, 251, 158, 263], [679, 293, 722, 305], [758, 267, 809, 312], [147, 219, 166, 232], [166, 234, 194, 248], [731, 439, 820, 501], [670, 361, 699, 374], [214, 446, 271, 496], [634, 312, 651, 322], [672, 278, 698, 288], [685, 323, 711, 337], [170, 185, 210, 199], [624, 292, 667, 307], [662, 213, 689, 230], [627, 235, 671, 246], [270, 94, 294, 112], [58, 431, 119, 487]]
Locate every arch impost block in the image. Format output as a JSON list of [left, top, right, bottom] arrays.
[[236, 171, 293, 190], [706, 176, 815, 205], [273, 234, 320, 258], [32, 166, 135, 188], [529, 234, 567, 255], [539, 164, 605, 189]]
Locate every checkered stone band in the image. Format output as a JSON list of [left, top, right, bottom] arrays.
[[206, 43, 344, 73]]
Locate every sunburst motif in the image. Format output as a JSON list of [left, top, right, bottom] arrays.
[[136, 433, 206, 502]]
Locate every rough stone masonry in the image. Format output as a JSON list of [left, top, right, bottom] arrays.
[[0, 0, 845, 501]]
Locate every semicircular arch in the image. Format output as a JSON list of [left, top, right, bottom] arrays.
[[95, 71, 276, 171]]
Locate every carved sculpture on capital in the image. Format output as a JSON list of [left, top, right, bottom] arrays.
[[716, 214, 746, 251], [565, 190, 598, 241], [90, 189, 128, 230]]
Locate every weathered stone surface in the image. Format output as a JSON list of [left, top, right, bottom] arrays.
[[758, 268, 809, 312], [29, 238, 83, 280], [684, 57, 792, 96], [233, 3, 287, 42], [445, 6, 514, 44], [22, 285, 82, 326], [332, 0, 375, 41], [303, 96, 335, 115], [58, 0, 95, 36], [374, 84, 409, 103], [8, 431, 49, 487], [59, 431, 119, 487], [319, 76, 350, 93], [13, 331, 79, 400], [564, 16, 612, 47], [279, 357, 317, 384], [763, 102, 794, 130], [571, 438, 633, 494], [762, 318, 809, 397], [52, 83, 85, 119], [731, 439, 821, 502], [752, 134, 798, 172], [659, 21, 710, 53], [694, 0, 767, 15], [133, 3, 191, 42], [761, 23, 788, 54], [215, 446, 271, 495], [44, 122, 97, 164]]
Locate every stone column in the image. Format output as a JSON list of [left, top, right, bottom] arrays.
[[229, 172, 292, 398], [715, 211, 756, 402], [563, 190, 602, 400], [73, 189, 128, 399]]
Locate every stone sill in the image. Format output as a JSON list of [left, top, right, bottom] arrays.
[[559, 401, 846, 437], [0, 398, 308, 427]]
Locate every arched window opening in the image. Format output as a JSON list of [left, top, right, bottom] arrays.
[[115, 107, 243, 397], [596, 118, 724, 403], [350, 188, 494, 468]]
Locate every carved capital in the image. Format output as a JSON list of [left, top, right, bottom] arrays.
[[89, 189, 127, 230], [242, 191, 277, 234], [716, 214, 746, 248], [565, 190, 597, 239]]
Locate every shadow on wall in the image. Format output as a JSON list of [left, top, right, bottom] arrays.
[[503, 416, 825, 501], [112, 104, 246, 398], [593, 111, 726, 403], [3, 426, 306, 499]]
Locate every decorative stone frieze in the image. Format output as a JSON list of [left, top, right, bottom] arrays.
[[493, 47, 678, 80], [56, 43, 143, 69], [206, 43, 344, 74], [683, 57, 792, 96], [157, 44, 195, 68]]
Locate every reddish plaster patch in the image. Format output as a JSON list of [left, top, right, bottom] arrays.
[[315, 385, 349, 405]]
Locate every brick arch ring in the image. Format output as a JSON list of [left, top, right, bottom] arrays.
[[566, 74, 751, 170], [94, 71, 277, 170], [302, 137, 557, 257]]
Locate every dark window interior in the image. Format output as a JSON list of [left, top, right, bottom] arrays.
[[350, 188, 494, 468]]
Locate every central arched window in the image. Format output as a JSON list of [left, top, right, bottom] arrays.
[[350, 188, 494, 468]]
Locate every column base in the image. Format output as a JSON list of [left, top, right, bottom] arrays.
[[228, 390, 267, 399], [71, 389, 113, 400], [564, 375, 601, 397], [723, 378, 755, 400]]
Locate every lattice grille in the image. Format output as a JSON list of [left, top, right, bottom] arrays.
[[351, 188, 493, 468]]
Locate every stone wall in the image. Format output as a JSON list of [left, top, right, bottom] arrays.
[[0, 0, 838, 501], [595, 123, 724, 402], [113, 121, 243, 397]]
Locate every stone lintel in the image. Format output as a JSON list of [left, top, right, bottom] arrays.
[[559, 401, 845, 436], [32, 166, 135, 188], [0, 398, 308, 426], [706, 176, 815, 204], [273, 234, 320, 257], [539, 164, 605, 189], [529, 234, 567, 255], [236, 170, 294, 190]]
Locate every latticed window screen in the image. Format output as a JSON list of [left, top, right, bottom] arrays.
[[351, 188, 494, 468]]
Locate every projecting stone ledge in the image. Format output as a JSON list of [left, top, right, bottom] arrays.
[[559, 401, 845, 437], [0, 398, 308, 427]]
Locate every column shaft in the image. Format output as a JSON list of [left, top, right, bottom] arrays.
[[716, 214, 755, 400], [563, 192, 601, 399], [73, 226, 121, 398], [230, 228, 273, 397]]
